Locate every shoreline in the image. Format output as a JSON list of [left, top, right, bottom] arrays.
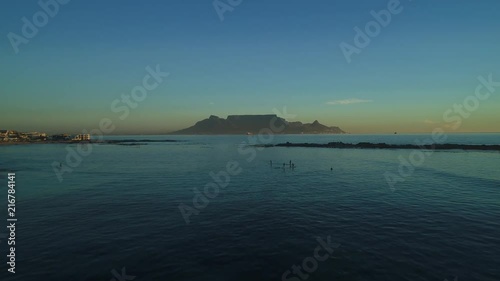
[[0, 139, 180, 146]]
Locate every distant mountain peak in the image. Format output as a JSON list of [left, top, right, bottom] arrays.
[[170, 115, 346, 135]]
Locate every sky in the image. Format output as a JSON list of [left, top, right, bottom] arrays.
[[0, 0, 499, 134]]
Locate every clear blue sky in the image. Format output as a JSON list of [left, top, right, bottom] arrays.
[[1, 0, 499, 134]]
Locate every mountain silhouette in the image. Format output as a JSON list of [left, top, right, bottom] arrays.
[[169, 115, 346, 135]]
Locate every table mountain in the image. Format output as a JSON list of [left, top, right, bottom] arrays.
[[169, 115, 346, 135]]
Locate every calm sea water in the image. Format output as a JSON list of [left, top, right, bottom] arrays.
[[1, 134, 499, 281]]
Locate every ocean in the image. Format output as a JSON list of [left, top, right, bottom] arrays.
[[1, 134, 499, 281]]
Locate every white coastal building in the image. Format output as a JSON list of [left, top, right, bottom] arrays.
[[73, 134, 91, 141]]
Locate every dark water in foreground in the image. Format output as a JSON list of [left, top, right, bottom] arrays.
[[0, 134, 499, 281]]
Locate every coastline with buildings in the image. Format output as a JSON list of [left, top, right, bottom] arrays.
[[0, 130, 91, 145], [0, 130, 180, 146]]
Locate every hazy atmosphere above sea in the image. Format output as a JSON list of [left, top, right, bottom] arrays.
[[1, 0, 500, 134]]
